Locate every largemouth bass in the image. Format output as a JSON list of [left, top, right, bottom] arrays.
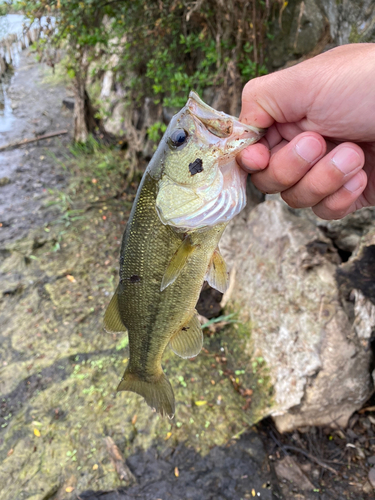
[[104, 92, 264, 418]]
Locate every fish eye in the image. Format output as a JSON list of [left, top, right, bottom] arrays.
[[168, 128, 188, 149]]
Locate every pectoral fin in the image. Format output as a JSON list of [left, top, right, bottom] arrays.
[[103, 286, 127, 333], [169, 313, 203, 359], [161, 236, 199, 291], [205, 248, 229, 293]]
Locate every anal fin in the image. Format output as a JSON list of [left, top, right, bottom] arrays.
[[103, 285, 127, 333], [205, 248, 229, 293], [169, 313, 203, 359], [161, 235, 198, 291]]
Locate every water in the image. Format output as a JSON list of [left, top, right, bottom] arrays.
[[0, 13, 26, 41], [0, 14, 30, 133]]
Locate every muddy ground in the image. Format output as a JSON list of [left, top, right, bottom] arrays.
[[0, 51, 374, 500]]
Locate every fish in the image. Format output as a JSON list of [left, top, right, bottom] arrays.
[[103, 91, 265, 418]]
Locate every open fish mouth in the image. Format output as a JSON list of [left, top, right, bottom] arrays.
[[187, 91, 265, 143], [156, 92, 265, 230]]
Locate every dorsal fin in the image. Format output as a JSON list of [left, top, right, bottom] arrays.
[[205, 248, 229, 293], [103, 286, 127, 333], [169, 313, 203, 359], [161, 236, 199, 291]]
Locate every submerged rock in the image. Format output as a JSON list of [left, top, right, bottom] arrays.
[[220, 198, 374, 432]]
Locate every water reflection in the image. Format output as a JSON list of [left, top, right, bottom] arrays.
[[0, 14, 27, 133], [0, 71, 14, 133]]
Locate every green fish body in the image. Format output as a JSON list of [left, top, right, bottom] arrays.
[[104, 92, 264, 417]]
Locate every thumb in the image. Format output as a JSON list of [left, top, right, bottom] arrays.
[[239, 64, 317, 129]]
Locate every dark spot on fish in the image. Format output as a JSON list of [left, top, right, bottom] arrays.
[[130, 274, 141, 283], [182, 327, 189, 331], [189, 158, 203, 176]]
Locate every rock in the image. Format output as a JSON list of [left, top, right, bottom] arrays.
[[0, 177, 11, 187], [336, 228, 375, 342], [275, 456, 315, 490], [363, 480, 374, 495], [62, 98, 74, 110], [103, 100, 127, 136], [301, 206, 375, 254], [368, 468, 375, 489], [289, 0, 326, 56], [100, 70, 115, 99], [321, 0, 375, 44], [220, 198, 373, 432]]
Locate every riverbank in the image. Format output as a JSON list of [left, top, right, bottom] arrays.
[[0, 50, 72, 244], [0, 51, 374, 500]]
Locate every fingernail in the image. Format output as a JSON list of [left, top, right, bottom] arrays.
[[332, 148, 361, 174], [344, 173, 363, 193], [295, 137, 323, 163]]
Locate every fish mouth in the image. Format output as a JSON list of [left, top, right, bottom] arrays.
[[156, 92, 265, 230], [187, 90, 266, 146]]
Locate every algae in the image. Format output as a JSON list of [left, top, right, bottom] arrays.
[[0, 144, 273, 499]]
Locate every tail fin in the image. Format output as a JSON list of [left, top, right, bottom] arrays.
[[118, 371, 175, 418]]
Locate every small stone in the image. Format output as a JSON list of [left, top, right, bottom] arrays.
[[0, 177, 10, 186], [363, 481, 374, 494], [275, 456, 315, 491], [368, 468, 375, 488], [368, 456, 375, 465]]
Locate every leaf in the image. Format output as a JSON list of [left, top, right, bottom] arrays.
[[65, 486, 74, 493], [33, 428, 41, 437], [201, 313, 238, 329], [194, 400, 207, 406]]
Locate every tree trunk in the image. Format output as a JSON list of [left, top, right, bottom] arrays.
[[73, 75, 89, 143], [72, 49, 99, 144]]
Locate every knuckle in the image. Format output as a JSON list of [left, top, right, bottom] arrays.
[[281, 191, 302, 209], [271, 167, 294, 190], [313, 198, 349, 220], [307, 179, 326, 198]]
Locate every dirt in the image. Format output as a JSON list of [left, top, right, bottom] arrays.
[[0, 50, 374, 500], [0, 50, 72, 244]]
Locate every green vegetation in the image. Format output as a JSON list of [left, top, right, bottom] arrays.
[[4, 0, 281, 143]]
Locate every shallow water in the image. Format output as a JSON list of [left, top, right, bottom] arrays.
[[0, 14, 24, 133], [0, 71, 15, 133]]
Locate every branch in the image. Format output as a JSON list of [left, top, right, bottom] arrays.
[[0, 130, 68, 152]]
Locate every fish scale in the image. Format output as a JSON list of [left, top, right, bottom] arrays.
[[103, 91, 265, 417]]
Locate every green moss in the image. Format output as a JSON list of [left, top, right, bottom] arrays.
[[349, 25, 361, 43], [0, 148, 275, 498]]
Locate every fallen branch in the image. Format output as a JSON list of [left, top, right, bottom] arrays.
[[104, 436, 136, 486], [0, 130, 68, 152]]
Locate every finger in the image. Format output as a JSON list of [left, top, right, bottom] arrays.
[[237, 140, 270, 172], [312, 170, 367, 220], [281, 143, 365, 208], [251, 132, 326, 194], [265, 124, 283, 149], [240, 65, 317, 128], [238, 124, 283, 173]]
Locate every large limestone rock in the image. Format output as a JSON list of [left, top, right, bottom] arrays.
[[220, 198, 374, 432]]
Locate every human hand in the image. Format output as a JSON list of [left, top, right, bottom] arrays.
[[238, 43, 375, 219]]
